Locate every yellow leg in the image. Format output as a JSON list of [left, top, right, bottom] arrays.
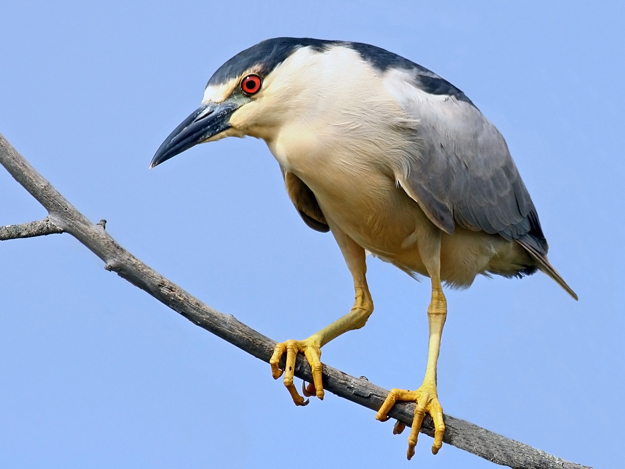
[[376, 233, 447, 459], [269, 228, 373, 405]]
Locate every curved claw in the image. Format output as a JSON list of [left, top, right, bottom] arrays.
[[393, 420, 406, 435], [302, 380, 316, 397]]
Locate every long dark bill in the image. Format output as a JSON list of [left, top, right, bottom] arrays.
[[150, 101, 240, 168]]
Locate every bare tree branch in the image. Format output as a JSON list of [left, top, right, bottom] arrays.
[[0, 216, 63, 240], [0, 133, 592, 469]]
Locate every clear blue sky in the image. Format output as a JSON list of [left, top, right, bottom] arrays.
[[1, 1, 623, 468]]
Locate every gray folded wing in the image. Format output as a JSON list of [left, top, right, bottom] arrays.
[[392, 81, 548, 255]]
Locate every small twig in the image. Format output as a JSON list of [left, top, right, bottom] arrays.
[[0, 216, 63, 240], [0, 134, 592, 469]]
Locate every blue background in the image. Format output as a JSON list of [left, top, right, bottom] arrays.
[[1, 1, 623, 467]]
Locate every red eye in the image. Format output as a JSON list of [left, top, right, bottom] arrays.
[[241, 74, 262, 95]]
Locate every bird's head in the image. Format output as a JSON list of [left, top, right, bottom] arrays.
[[150, 37, 404, 169], [150, 38, 329, 168]]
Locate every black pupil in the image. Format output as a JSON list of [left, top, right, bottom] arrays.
[[245, 79, 255, 90]]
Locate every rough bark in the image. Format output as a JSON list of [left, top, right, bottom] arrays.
[[0, 217, 64, 240], [0, 134, 592, 469]]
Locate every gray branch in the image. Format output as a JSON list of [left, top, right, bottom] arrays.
[[0, 133, 591, 469], [0, 216, 63, 240]]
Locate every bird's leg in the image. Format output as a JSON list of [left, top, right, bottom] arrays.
[[270, 228, 373, 406], [376, 233, 447, 459]]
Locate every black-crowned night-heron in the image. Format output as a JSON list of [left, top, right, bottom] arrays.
[[150, 37, 577, 459]]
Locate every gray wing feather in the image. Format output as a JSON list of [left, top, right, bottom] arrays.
[[393, 85, 548, 253]]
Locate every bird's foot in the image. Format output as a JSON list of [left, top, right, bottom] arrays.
[[376, 383, 445, 459], [269, 337, 323, 406]]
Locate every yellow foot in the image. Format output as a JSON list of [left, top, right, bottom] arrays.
[[376, 384, 445, 459], [269, 338, 324, 406]]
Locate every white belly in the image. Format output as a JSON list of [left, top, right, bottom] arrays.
[[265, 126, 532, 287]]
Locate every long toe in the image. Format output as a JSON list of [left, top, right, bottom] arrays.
[[377, 384, 445, 459], [269, 338, 323, 405]]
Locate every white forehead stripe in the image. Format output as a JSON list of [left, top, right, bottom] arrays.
[[202, 78, 238, 104]]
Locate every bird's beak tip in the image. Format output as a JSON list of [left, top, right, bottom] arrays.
[[149, 155, 164, 169]]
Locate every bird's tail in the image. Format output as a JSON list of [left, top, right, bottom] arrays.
[[516, 238, 578, 300]]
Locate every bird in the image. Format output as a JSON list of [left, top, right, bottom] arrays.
[[150, 37, 577, 459]]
